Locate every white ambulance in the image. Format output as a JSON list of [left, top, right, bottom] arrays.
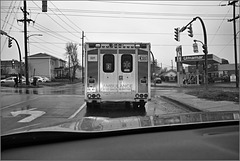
[[85, 42, 151, 110]]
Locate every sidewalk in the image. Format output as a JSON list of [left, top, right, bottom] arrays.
[[157, 88, 239, 112]]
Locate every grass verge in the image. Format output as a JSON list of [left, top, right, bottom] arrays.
[[185, 88, 239, 102]]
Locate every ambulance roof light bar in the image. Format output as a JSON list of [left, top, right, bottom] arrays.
[[89, 43, 101, 48], [135, 43, 147, 48], [95, 44, 101, 48]]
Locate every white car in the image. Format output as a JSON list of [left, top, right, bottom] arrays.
[[29, 76, 46, 83], [1, 77, 15, 83], [1, 76, 26, 83], [42, 76, 50, 82]]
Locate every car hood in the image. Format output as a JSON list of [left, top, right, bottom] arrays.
[[3, 110, 239, 135]]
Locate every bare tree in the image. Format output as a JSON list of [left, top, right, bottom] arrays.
[[65, 42, 79, 81], [159, 67, 168, 75]]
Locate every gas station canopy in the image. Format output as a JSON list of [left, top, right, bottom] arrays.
[[175, 54, 222, 65]]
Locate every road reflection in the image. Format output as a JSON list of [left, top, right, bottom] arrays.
[[2, 86, 83, 95], [13, 89, 39, 94]]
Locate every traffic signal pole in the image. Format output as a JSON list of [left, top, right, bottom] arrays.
[[0, 30, 23, 82], [180, 16, 208, 90]]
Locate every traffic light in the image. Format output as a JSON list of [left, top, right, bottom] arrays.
[[42, 0, 47, 12], [202, 44, 208, 54], [187, 24, 193, 37], [174, 28, 180, 42], [8, 37, 12, 48]]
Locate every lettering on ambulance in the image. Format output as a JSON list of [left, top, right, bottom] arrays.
[[100, 84, 133, 92], [87, 49, 98, 92], [101, 84, 118, 92], [118, 83, 133, 92], [138, 49, 148, 93]]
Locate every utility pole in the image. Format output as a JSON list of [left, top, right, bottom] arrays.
[[81, 31, 85, 84], [69, 54, 71, 81], [17, 1, 35, 85], [24, 1, 28, 85], [228, 0, 239, 88]]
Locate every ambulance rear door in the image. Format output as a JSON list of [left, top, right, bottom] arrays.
[[118, 49, 136, 93], [100, 49, 118, 93]]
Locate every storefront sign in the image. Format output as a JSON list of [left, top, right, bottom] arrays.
[[182, 55, 204, 61]]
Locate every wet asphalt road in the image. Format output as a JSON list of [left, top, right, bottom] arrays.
[[1, 83, 188, 135]]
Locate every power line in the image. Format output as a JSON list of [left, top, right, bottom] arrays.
[[216, 37, 235, 55], [30, 42, 63, 57], [209, 7, 231, 45], [49, 1, 84, 32], [47, 3, 81, 39], [7, 1, 21, 36], [2, 7, 233, 18], [31, 36, 64, 48], [1, 10, 235, 23], [95, 1, 221, 7], [31, 1, 80, 40], [49, 1, 89, 41], [25, 13, 229, 21], [1, 1, 14, 30], [1, 2, 21, 53], [8, 30, 236, 36], [3, 1, 16, 31], [25, 42, 236, 47], [32, 23, 77, 42], [1, 19, 22, 31]]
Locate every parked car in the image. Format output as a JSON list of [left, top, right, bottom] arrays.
[[1, 77, 15, 83], [29, 76, 46, 83], [42, 76, 50, 82], [1, 76, 26, 84], [154, 77, 162, 84]]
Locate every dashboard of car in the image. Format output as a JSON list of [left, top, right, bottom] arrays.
[[1, 121, 239, 160]]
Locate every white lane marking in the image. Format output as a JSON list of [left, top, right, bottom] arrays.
[[11, 108, 46, 123], [1, 96, 41, 110], [68, 102, 86, 119]]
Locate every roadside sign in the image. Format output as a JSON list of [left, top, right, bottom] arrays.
[[193, 42, 198, 53]]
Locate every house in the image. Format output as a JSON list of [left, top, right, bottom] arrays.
[[162, 69, 177, 82], [1, 59, 24, 79], [28, 53, 67, 79]]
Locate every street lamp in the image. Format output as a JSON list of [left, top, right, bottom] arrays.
[[27, 34, 43, 56]]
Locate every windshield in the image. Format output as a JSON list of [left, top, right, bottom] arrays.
[[1, 1, 239, 136]]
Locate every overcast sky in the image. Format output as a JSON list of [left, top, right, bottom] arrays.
[[1, 1, 239, 69]]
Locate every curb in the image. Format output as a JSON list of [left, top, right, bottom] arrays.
[[160, 95, 202, 112]]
